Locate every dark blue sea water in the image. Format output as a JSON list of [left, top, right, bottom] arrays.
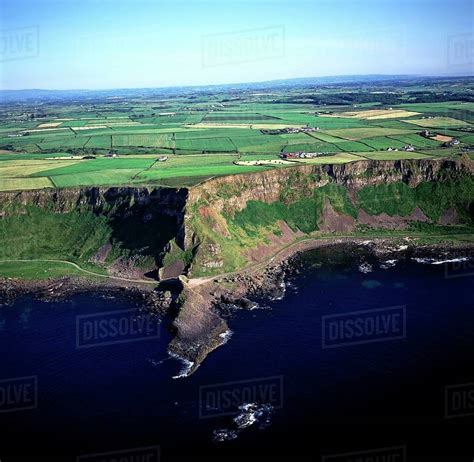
[[0, 249, 473, 461]]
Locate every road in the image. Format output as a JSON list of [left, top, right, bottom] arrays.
[[1, 232, 472, 288], [187, 233, 474, 287], [0, 259, 158, 285]]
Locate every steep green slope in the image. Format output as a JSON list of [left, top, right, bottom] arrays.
[[0, 187, 187, 278], [183, 158, 474, 276], [0, 158, 472, 281]]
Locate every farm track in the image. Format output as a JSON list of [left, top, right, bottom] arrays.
[[0, 259, 158, 285], [187, 232, 474, 287], [3, 233, 471, 288]]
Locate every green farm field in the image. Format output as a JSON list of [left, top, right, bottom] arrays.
[[1, 81, 473, 191]]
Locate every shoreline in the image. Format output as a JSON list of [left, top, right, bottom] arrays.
[[189, 233, 474, 286], [2, 234, 472, 303], [2, 235, 473, 377], [168, 235, 474, 376], [0, 274, 157, 307]]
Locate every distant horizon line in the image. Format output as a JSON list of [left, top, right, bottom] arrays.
[[1, 73, 473, 94]]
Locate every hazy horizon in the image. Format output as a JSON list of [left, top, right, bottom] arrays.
[[1, 0, 473, 90], [2, 72, 474, 93]]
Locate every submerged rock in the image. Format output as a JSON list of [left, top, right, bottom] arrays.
[[212, 429, 238, 443], [211, 403, 275, 444]]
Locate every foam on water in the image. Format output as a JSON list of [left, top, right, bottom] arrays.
[[233, 403, 274, 430], [168, 350, 195, 379], [212, 429, 238, 443], [219, 329, 233, 344], [380, 259, 398, 269], [413, 257, 469, 265], [269, 281, 286, 301], [358, 262, 373, 273], [212, 403, 275, 443]]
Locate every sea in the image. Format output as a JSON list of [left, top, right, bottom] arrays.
[[0, 246, 473, 461]]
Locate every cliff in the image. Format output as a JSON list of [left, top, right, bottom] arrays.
[[0, 158, 473, 280], [1, 157, 473, 376], [183, 157, 474, 276], [0, 186, 188, 279]]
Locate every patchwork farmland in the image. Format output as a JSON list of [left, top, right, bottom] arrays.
[[1, 78, 474, 191]]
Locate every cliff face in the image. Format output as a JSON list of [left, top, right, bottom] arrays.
[[169, 158, 474, 374], [1, 158, 472, 378], [184, 158, 474, 276], [0, 186, 188, 217], [187, 158, 473, 215], [0, 158, 473, 280], [0, 186, 189, 278]]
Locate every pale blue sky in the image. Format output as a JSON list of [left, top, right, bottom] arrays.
[[0, 0, 473, 90]]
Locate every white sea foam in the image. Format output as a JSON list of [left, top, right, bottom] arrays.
[[212, 403, 274, 443], [380, 259, 398, 269], [219, 329, 233, 344], [168, 350, 195, 379], [233, 403, 274, 430], [212, 429, 238, 443], [246, 301, 260, 310], [269, 281, 286, 301], [358, 262, 373, 273], [413, 257, 469, 265]]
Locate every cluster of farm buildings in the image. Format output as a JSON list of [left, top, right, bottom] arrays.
[[280, 151, 330, 159], [419, 130, 460, 147], [261, 127, 319, 135], [280, 144, 419, 160], [280, 130, 462, 159]]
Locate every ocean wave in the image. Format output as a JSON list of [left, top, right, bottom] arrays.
[[358, 262, 373, 273], [412, 257, 469, 265], [380, 259, 398, 269], [248, 302, 271, 310], [269, 281, 286, 301], [212, 403, 274, 443], [233, 403, 274, 430], [212, 429, 238, 443], [219, 329, 233, 344], [168, 350, 195, 379]]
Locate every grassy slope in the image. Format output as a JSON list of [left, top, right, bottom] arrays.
[[0, 175, 472, 281], [187, 171, 474, 277], [0, 206, 116, 271], [0, 200, 165, 279], [0, 261, 99, 280]]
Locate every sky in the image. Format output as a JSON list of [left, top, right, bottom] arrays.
[[0, 0, 473, 90]]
